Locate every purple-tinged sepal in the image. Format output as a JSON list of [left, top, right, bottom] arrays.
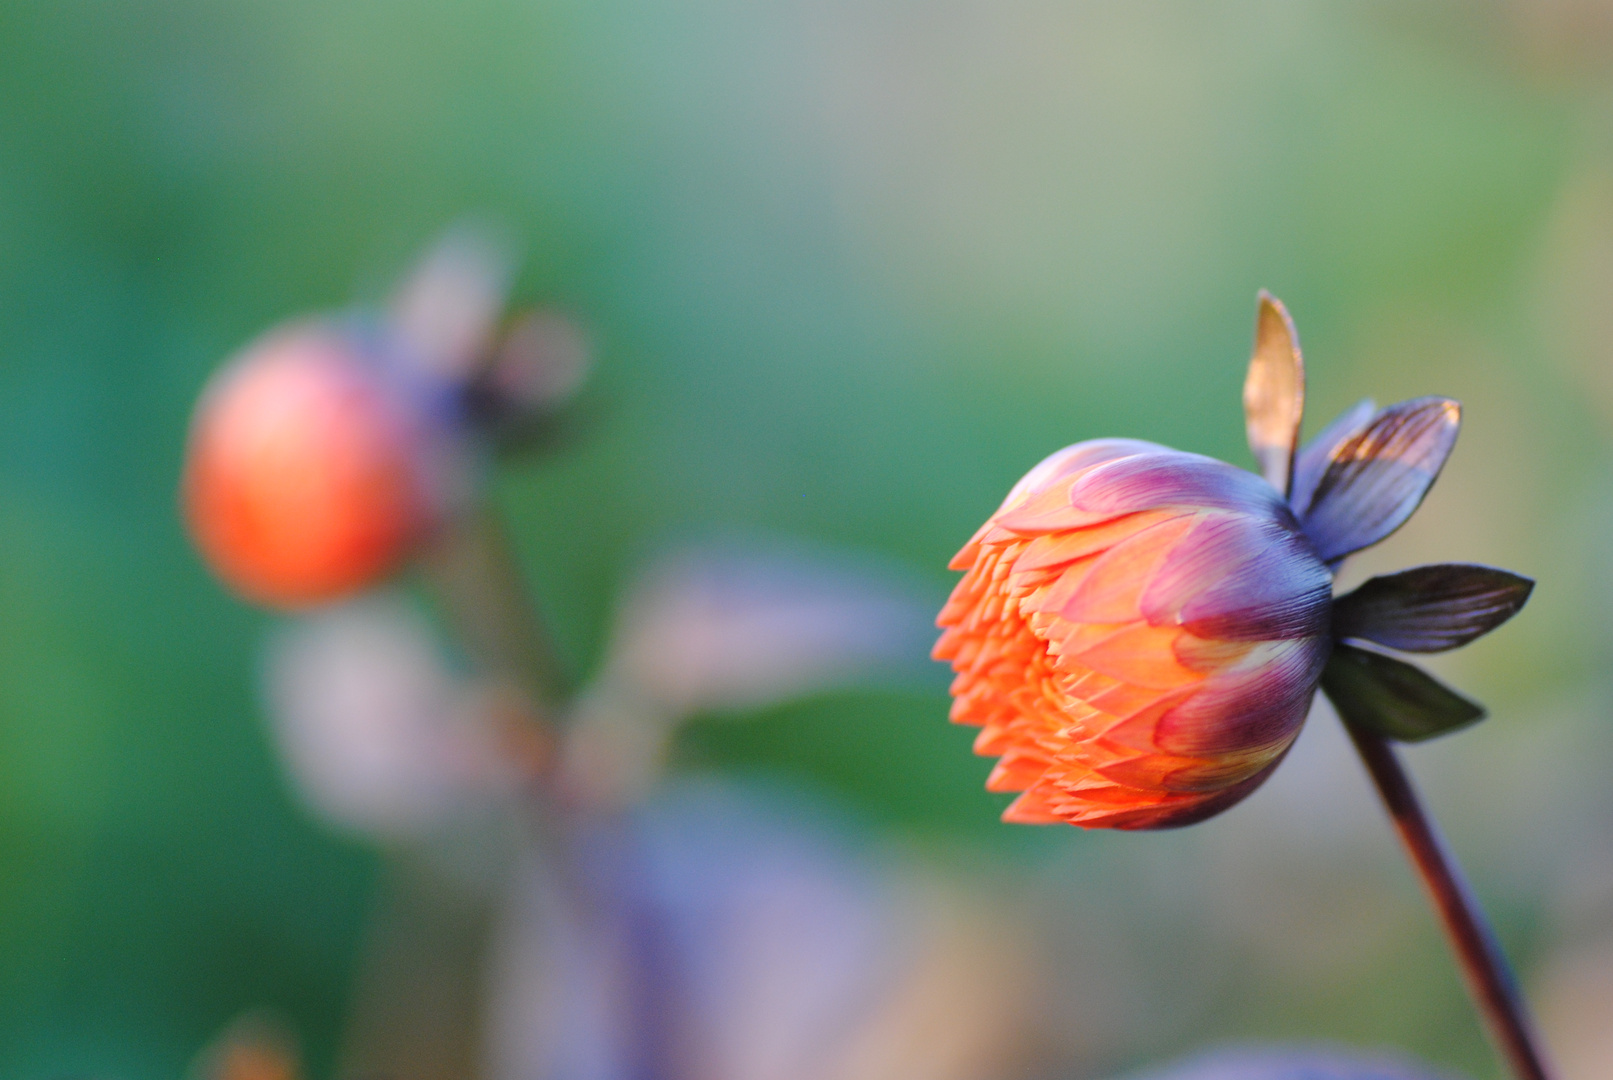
[[1320, 642, 1485, 742], [1289, 398, 1375, 517], [1297, 397, 1462, 565], [1334, 563, 1534, 653], [1244, 291, 1305, 497]]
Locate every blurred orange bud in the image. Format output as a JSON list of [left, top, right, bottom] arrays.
[[183, 325, 438, 608], [190, 1014, 302, 1080]]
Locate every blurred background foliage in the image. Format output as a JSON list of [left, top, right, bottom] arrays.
[[4, 1, 1613, 1077]]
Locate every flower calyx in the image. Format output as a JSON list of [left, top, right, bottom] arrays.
[[1242, 293, 1533, 744]]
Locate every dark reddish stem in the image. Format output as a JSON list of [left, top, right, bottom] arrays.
[[1344, 723, 1552, 1080]]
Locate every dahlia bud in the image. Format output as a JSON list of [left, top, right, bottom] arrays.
[[938, 292, 1532, 830], [182, 325, 444, 608], [935, 440, 1333, 829], [181, 230, 588, 610]]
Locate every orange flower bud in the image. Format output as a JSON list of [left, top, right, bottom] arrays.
[[182, 326, 438, 609], [935, 440, 1333, 829], [936, 292, 1534, 831]]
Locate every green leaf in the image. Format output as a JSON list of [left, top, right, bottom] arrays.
[[1320, 643, 1486, 742]]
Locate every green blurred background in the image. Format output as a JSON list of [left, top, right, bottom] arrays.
[[4, 1, 1613, 1077]]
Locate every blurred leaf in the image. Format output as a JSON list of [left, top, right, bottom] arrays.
[[594, 539, 941, 720]]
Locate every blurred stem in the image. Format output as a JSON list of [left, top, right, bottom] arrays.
[[418, 504, 572, 714], [335, 854, 493, 1080], [1344, 723, 1552, 1080], [337, 506, 569, 1080]]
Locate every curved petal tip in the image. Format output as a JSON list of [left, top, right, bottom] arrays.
[[1299, 397, 1462, 564], [1244, 291, 1305, 497]]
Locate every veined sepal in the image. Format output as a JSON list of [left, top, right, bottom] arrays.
[[1295, 397, 1462, 565], [1289, 398, 1374, 517], [1321, 641, 1485, 742], [1333, 563, 1534, 653]]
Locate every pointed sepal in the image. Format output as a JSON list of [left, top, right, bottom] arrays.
[[1244, 291, 1305, 497], [1320, 642, 1485, 742], [1333, 563, 1534, 653], [1289, 398, 1375, 517], [1299, 397, 1461, 564]]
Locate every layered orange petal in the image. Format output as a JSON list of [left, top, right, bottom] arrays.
[[936, 442, 1331, 830]]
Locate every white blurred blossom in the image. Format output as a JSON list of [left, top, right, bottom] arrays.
[[262, 592, 512, 839]]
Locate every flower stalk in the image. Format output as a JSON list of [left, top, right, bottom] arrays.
[[1345, 722, 1552, 1080]]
